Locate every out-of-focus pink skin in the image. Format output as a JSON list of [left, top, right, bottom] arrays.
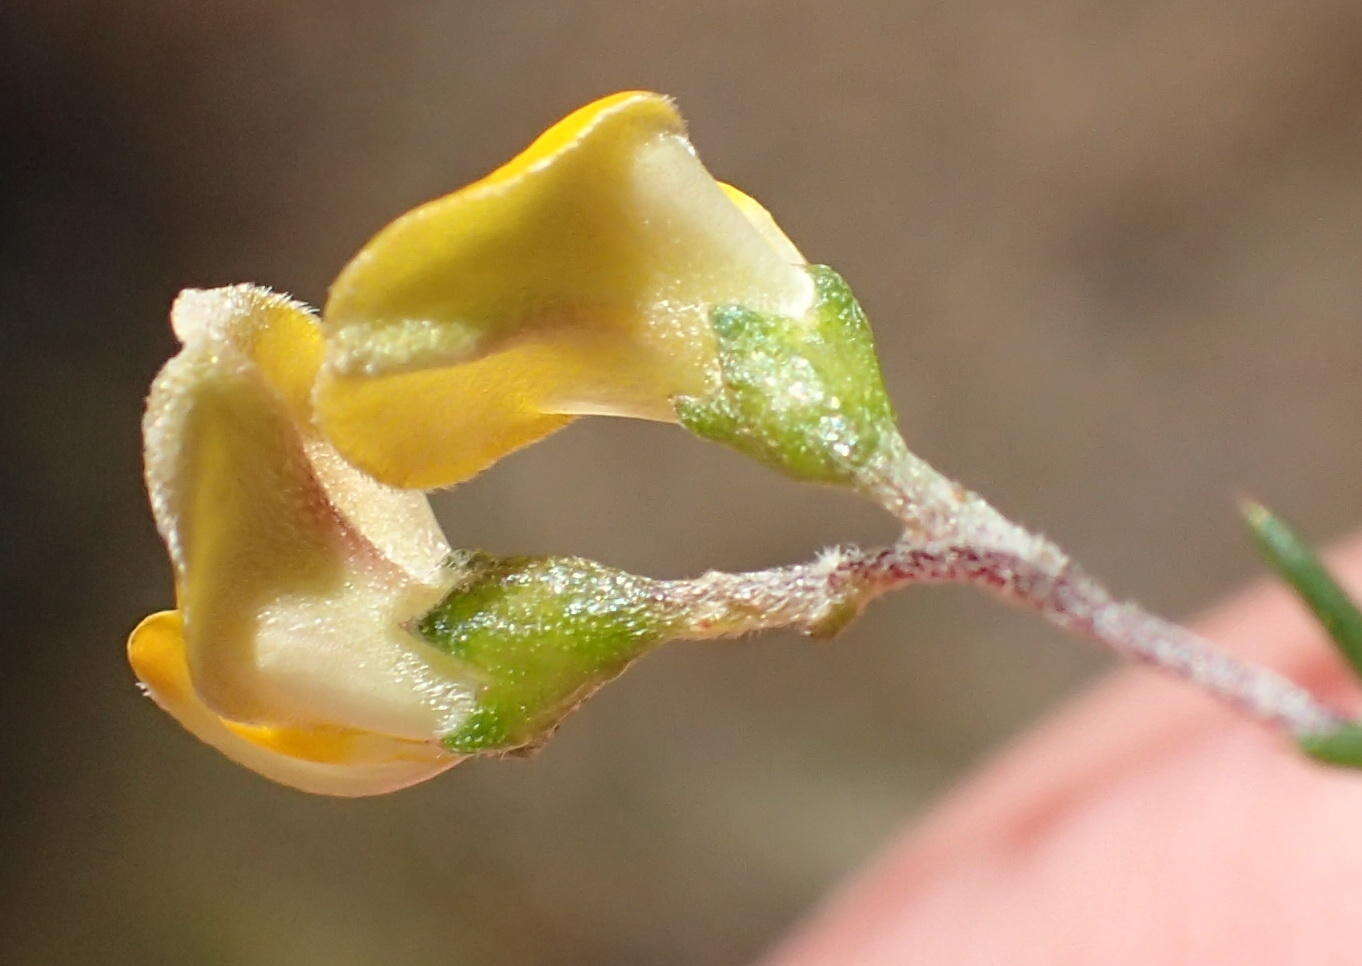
[[766, 532, 1362, 966]]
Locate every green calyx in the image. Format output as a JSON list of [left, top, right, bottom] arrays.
[[417, 269, 909, 755], [417, 551, 672, 754], [675, 266, 906, 493]]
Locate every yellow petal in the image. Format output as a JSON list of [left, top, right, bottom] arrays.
[[143, 286, 477, 741], [129, 611, 459, 796], [317, 90, 814, 488]]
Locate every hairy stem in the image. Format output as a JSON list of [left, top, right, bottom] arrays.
[[658, 468, 1344, 738]]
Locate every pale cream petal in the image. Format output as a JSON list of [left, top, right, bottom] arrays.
[[143, 286, 476, 740]]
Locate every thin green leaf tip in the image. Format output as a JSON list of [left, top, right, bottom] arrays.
[[1298, 724, 1362, 769], [1240, 498, 1362, 768]]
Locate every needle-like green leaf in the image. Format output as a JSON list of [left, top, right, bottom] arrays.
[[1241, 498, 1362, 767], [1241, 499, 1362, 678], [1298, 724, 1362, 768]]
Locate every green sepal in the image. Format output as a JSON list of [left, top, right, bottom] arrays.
[[418, 551, 672, 754], [675, 266, 906, 492]]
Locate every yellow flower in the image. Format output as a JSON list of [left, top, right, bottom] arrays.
[[129, 287, 469, 795], [315, 90, 815, 488], [130, 92, 825, 794]]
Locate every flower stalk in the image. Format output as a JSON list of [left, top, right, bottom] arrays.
[[658, 482, 1345, 739]]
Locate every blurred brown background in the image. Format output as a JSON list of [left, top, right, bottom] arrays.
[[4, 1, 1361, 963]]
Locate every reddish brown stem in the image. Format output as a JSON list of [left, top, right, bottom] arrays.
[[662, 537, 1342, 737]]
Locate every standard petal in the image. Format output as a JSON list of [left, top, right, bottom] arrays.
[[143, 286, 478, 741], [317, 90, 815, 488]]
